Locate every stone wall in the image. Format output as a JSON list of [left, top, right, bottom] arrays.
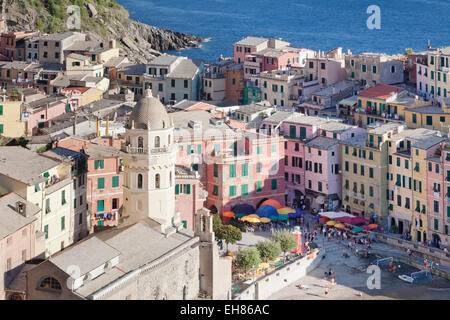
[[234, 250, 323, 300]]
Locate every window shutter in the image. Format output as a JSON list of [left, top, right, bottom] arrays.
[[175, 184, 179, 194], [186, 184, 191, 194]]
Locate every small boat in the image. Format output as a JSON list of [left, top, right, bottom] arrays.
[[398, 274, 414, 283]]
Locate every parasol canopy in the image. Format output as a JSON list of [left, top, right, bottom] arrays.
[[247, 214, 260, 219], [319, 217, 329, 222], [351, 216, 370, 224], [311, 215, 321, 220], [335, 216, 353, 224], [334, 223, 346, 228], [326, 220, 337, 226], [241, 216, 260, 223], [367, 224, 378, 229], [259, 199, 282, 209], [288, 208, 304, 218], [256, 205, 279, 218], [278, 207, 295, 214], [235, 213, 247, 218], [231, 204, 255, 215], [222, 211, 235, 218], [352, 227, 364, 232], [277, 214, 289, 221], [259, 217, 271, 223]]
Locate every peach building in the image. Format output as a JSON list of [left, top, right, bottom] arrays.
[[0, 193, 42, 300]]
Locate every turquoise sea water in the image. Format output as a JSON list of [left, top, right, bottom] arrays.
[[117, 0, 450, 62]]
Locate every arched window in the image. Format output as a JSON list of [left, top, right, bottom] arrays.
[[155, 136, 160, 148], [137, 174, 143, 189], [155, 173, 160, 189], [137, 136, 144, 153], [38, 277, 62, 291]]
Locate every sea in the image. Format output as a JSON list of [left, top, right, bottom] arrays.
[[117, 0, 450, 62]]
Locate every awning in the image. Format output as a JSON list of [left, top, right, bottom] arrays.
[[319, 211, 355, 219], [316, 196, 325, 204]]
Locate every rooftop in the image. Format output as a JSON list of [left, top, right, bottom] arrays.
[[305, 136, 340, 150], [235, 36, 268, 47], [49, 237, 120, 276], [166, 59, 199, 79], [148, 54, 179, 66], [0, 146, 60, 185], [358, 84, 405, 100], [262, 111, 295, 124], [85, 144, 121, 159], [412, 135, 446, 150], [39, 31, 81, 41], [404, 104, 445, 114], [237, 101, 272, 115], [0, 193, 38, 239], [312, 80, 356, 97]]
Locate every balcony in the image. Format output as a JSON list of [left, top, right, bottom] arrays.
[[121, 145, 169, 155]]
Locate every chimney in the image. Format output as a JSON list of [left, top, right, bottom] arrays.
[[15, 201, 26, 217]]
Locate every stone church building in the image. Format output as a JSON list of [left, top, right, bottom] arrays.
[[6, 90, 231, 300]]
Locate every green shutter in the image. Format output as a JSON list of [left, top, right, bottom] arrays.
[[229, 185, 236, 197], [175, 184, 179, 194], [230, 164, 236, 177], [186, 184, 191, 194], [242, 184, 248, 195], [112, 176, 119, 188], [95, 160, 99, 169], [242, 163, 248, 176], [61, 216, 65, 231], [197, 144, 202, 154], [300, 127, 306, 140], [0, 105, 3, 115], [256, 181, 262, 192], [98, 178, 105, 189], [97, 200, 104, 212], [271, 179, 277, 190]]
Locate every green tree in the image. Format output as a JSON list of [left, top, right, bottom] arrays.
[[212, 214, 222, 233], [256, 240, 282, 262], [236, 247, 261, 276], [215, 224, 242, 252], [404, 48, 413, 56], [272, 230, 297, 259]]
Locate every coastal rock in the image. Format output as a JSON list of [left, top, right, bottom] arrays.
[[1, 0, 205, 63]]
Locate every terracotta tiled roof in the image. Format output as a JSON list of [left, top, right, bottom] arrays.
[[358, 84, 404, 99]]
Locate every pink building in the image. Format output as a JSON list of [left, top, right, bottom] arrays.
[[56, 136, 124, 231], [172, 110, 285, 216], [175, 165, 207, 231], [306, 48, 345, 89], [282, 113, 364, 209], [25, 95, 68, 135], [0, 193, 41, 300], [427, 142, 450, 249]]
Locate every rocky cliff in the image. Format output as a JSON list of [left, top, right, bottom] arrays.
[[1, 0, 204, 63]]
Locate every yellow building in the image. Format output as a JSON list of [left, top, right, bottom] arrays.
[[386, 127, 444, 237], [404, 98, 450, 133], [0, 146, 74, 257], [0, 100, 26, 138], [355, 83, 431, 127], [341, 123, 397, 228]]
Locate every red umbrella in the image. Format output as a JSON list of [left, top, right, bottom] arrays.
[[335, 216, 353, 224], [319, 217, 329, 222], [362, 226, 370, 230], [350, 216, 370, 224], [367, 224, 378, 229], [222, 211, 235, 218]]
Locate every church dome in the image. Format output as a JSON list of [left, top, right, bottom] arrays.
[[127, 89, 172, 130]]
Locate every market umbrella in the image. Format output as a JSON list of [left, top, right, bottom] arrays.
[[326, 220, 337, 226], [351, 216, 370, 224], [247, 214, 260, 219], [235, 213, 247, 218], [259, 217, 271, 223], [362, 226, 370, 230], [277, 207, 295, 214], [259, 199, 282, 209], [277, 214, 289, 221], [335, 216, 353, 224], [352, 227, 364, 232], [256, 205, 279, 218], [222, 211, 235, 218], [334, 223, 346, 228], [319, 217, 329, 222], [241, 216, 260, 223], [231, 204, 255, 215], [311, 215, 321, 220], [269, 215, 279, 222], [367, 224, 378, 229]]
